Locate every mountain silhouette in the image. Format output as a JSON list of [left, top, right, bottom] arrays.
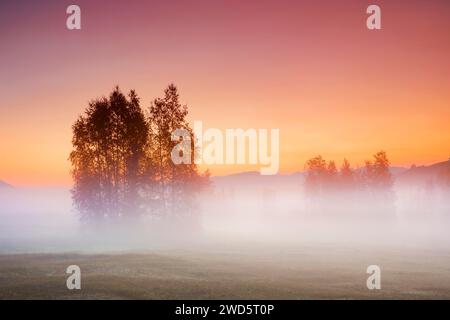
[[396, 159, 450, 185], [212, 171, 305, 189], [0, 180, 12, 189], [211, 166, 409, 189]]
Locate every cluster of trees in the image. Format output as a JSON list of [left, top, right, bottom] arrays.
[[70, 84, 209, 225], [304, 151, 395, 218], [304, 151, 393, 194]]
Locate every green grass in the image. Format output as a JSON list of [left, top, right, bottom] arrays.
[[1, 244, 450, 299]]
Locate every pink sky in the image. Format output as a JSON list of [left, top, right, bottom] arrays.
[[0, 0, 449, 186]]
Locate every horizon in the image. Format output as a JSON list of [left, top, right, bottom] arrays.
[[2, 157, 449, 188]]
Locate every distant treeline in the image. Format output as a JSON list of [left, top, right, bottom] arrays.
[[302, 152, 397, 219], [304, 151, 393, 194]]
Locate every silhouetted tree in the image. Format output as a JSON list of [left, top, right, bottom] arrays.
[[325, 160, 338, 189], [70, 87, 149, 224], [304, 155, 327, 195], [71, 85, 210, 227], [361, 151, 395, 219], [340, 158, 354, 188], [363, 151, 393, 190], [146, 84, 209, 221], [305, 157, 341, 193]]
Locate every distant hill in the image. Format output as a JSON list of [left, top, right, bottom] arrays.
[[352, 166, 407, 176], [209, 163, 443, 191], [211, 166, 407, 187], [390, 166, 408, 175], [0, 180, 12, 189], [211, 171, 304, 193], [212, 171, 304, 184], [396, 160, 450, 185]]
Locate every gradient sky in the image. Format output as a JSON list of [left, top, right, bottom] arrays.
[[1, 0, 449, 186]]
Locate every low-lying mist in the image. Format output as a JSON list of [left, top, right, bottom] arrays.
[[1, 180, 450, 254]]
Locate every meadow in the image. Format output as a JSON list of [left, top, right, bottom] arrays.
[[1, 242, 450, 299]]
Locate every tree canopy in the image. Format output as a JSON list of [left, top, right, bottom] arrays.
[[70, 85, 209, 225]]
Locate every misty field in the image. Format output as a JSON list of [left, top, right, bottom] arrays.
[[1, 243, 450, 299]]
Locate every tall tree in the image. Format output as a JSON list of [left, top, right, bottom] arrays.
[[70, 87, 149, 223], [363, 151, 393, 190], [362, 151, 395, 218], [325, 160, 338, 189], [146, 84, 209, 220], [304, 155, 327, 194], [340, 158, 354, 188]]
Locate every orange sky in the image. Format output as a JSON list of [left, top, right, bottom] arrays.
[[0, 0, 449, 186]]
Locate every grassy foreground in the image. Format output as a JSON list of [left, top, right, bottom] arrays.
[[1, 244, 450, 299]]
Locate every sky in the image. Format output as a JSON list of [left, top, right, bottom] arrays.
[[0, 0, 449, 186]]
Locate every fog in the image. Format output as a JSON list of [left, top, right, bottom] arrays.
[[1, 178, 450, 254]]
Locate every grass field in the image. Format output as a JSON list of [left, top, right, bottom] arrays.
[[1, 243, 450, 299]]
